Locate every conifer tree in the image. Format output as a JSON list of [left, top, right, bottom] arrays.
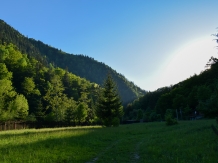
[[96, 73, 123, 127]]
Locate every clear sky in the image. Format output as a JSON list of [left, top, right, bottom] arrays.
[[1, 0, 218, 91]]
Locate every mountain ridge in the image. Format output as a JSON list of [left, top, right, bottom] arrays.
[[0, 19, 146, 105]]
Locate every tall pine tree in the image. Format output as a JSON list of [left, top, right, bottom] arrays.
[[96, 73, 123, 127]]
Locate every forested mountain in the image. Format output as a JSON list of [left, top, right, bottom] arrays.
[[3, 18, 217, 125], [125, 56, 218, 121], [0, 43, 100, 124], [0, 19, 146, 105]]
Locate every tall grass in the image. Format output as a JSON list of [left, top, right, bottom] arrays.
[[0, 120, 217, 163]]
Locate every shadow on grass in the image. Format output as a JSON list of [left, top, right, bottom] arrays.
[[0, 127, 110, 163], [1, 121, 218, 163]]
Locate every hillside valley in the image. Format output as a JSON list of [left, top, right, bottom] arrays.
[[0, 19, 148, 126], [0, 18, 218, 125], [0, 19, 146, 106]]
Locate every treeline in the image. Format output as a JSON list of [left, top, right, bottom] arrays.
[[0, 43, 100, 124], [124, 56, 218, 121], [0, 19, 146, 105]]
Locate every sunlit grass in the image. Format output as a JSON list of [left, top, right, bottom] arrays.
[[0, 120, 218, 163]]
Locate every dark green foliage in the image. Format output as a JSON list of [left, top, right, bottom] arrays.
[[112, 117, 120, 127], [136, 109, 143, 120], [0, 19, 146, 105], [65, 106, 75, 124], [124, 87, 171, 120], [124, 32, 218, 120], [125, 56, 218, 121], [0, 43, 99, 124], [96, 73, 123, 127], [149, 112, 159, 121], [165, 116, 178, 126], [1, 19, 218, 124], [165, 109, 178, 126]]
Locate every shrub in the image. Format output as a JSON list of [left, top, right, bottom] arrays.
[[103, 119, 111, 127], [165, 115, 178, 126], [112, 117, 120, 127], [165, 109, 178, 126]]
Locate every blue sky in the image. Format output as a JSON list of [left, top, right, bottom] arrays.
[[1, 0, 218, 91]]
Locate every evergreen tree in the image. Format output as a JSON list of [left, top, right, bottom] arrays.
[[96, 73, 123, 127]]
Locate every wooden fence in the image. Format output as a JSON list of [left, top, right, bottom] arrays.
[[0, 122, 30, 131], [0, 121, 78, 131]]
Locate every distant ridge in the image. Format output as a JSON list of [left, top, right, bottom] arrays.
[[0, 19, 146, 105]]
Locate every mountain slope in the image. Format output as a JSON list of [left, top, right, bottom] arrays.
[[0, 19, 146, 105], [0, 43, 100, 123], [124, 57, 218, 120]]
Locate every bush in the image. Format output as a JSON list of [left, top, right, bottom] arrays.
[[112, 117, 120, 127], [165, 109, 178, 126], [165, 115, 178, 126]]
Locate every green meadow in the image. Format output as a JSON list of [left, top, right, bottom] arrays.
[[0, 120, 218, 163]]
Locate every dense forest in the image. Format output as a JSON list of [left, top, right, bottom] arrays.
[[0, 43, 101, 124], [124, 55, 218, 121], [0, 19, 146, 106], [124, 32, 218, 121], [0, 19, 217, 125]]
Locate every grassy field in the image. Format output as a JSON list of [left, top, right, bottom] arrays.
[[0, 120, 218, 163]]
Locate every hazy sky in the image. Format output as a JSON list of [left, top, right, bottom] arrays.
[[1, 0, 218, 91]]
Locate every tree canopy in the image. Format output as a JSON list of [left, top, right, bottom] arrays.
[[0, 43, 100, 125]]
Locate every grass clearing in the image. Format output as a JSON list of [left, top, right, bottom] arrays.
[[0, 120, 218, 163]]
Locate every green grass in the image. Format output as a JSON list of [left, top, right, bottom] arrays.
[[0, 120, 218, 163]]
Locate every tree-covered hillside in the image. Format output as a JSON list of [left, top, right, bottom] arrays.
[[0, 43, 100, 124], [124, 33, 218, 121], [125, 55, 218, 121], [0, 19, 146, 105]]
